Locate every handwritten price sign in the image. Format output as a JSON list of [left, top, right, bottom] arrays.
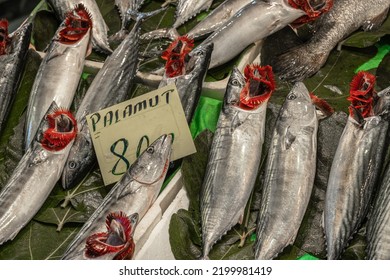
[[86, 84, 196, 185]]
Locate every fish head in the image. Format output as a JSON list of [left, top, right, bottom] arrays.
[[185, 41, 214, 77], [130, 134, 173, 185], [223, 67, 246, 110], [61, 127, 94, 189], [58, 4, 93, 45], [35, 103, 77, 152], [0, 19, 9, 55], [288, 0, 334, 27], [347, 71, 376, 123], [280, 82, 314, 119], [161, 35, 194, 78], [374, 86, 390, 117], [85, 212, 138, 260], [231, 64, 275, 110]]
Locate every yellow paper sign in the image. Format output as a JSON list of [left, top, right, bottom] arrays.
[[86, 84, 197, 185]]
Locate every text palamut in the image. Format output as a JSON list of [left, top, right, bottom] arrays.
[[89, 89, 173, 133]]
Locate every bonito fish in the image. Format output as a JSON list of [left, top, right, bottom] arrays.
[[47, 0, 112, 53], [62, 134, 172, 260], [0, 103, 77, 245], [254, 82, 319, 260], [0, 19, 32, 135], [25, 4, 92, 150], [366, 86, 390, 260], [174, 0, 214, 28], [274, 0, 390, 82], [200, 64, 275, 259], [324, 72, 390, 260], [159, 36, 213, 123], [61, 10, 159, 190], [194, 0, 333, 69]]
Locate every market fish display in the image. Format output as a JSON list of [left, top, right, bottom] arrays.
[[200, 65, 275, 259], [25, 4, 92, 150], [61, 10, 158, 190], [62, 134, 172, 260], [0, 103, 77, 245], [47, 0, 112, 54], [254, 82, 318, 260], [0, 19, 32, 135], [194, 0, 333, 69], [159, 36, 213, 123], [324, 72, 390, 260], [274, 0, 390, 82]]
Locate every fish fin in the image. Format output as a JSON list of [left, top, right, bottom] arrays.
[[273, 44, 329, 82], [362, 8, 389, 31], [284, 128, 296, 150]]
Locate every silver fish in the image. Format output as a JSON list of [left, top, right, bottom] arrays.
[[0, 103, 77, 245], [61, 134, 172, 260], [194, 0, 328, 69], [174, 0, 214, 28], [187, 0, 253, 39], [24, 5, 92, 150], [324, 81, 390, 260], [61, 11, 158, 190], [159, 41, 213, 123], [47, 0, 112, 54], [141, 0, 248, 41], [275, 0, 390, 82], [254, 82, 318, 260], [115, 0, 145, 28], [200, 64, 274, 259], [0, 20, 32, 135], [362, 86, 390, 260]]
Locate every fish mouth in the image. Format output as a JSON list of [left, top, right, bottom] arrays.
[[237, 64, 275, 110], [85, 212, 138, 260], [0, 19, 9, 55], [288, 0, 334, 27], [58, 4, 92, 44], [347, 71, 376, 120], [161, 35, 194, 78], [41, 109, 78, 151]]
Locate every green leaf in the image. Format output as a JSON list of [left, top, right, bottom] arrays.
[[34, 207, 88, 231]]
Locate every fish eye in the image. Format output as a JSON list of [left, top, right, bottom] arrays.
[[231, 79, 240, 86], [69, 161, 77, 169], [146, 146, 154, 154], [195, 49, 204, 56], [287, 93, 297, 100]]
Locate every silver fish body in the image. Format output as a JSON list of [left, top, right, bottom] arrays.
[[200, 67, 268, 259], [0, 22, 32, 134], [158, 42, 213, 123], [174, 0, 214, 28], [254, 82, 318, 260], [275, 0, 390, 82], [364, 87, 390, 260], [0, 103, 76, 245], [187, 0, 253, 39], [24, 22, 91, 149], [195, 0, 306, 69], [47, 0, 112, 53], [61, 134, 172, 260], [61, 19, 142, 190], [324, 89, 390, 260]]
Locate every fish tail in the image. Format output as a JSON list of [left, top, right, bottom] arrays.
[[273, 44, 329, 82], [140, 27, 180, 41]]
